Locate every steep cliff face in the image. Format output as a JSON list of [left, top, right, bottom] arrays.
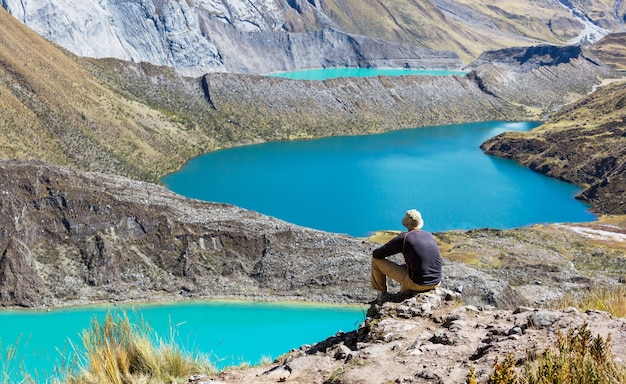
[[207, 26, 463, 75], [2, 0, 624, 74], [0, 160, 373, 307]]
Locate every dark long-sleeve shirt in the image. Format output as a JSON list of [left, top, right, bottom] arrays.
[[373, 229, 442, 286]]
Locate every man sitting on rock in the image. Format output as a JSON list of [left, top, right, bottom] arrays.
[[371, 209, 442, 303]]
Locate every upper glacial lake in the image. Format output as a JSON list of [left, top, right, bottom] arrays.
[[266, 67, 467, 80], [162, 121, 596, 237]]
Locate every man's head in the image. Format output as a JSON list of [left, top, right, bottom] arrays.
[[402, 209, 424, 230]]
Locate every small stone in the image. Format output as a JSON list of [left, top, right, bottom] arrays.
[[464, 305, 480, 313], [513, 306, 535, 314], [448, 320, 466, 332], [529, 311, 561, 328], [333, 344, 352, 360], [261, 365, 292, 381], [431, 330, 455, 345]]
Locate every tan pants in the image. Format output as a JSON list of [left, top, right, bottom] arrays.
[[371, 257, 440, 293]]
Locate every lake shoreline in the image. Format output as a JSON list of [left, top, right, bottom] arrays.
[[0, 291, 371, 312], [163, 121, 594, 236]]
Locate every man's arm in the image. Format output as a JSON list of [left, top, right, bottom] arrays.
[[372, 234, 404, 259]]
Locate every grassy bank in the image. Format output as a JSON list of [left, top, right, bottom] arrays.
[[0, 312, 216, 384]]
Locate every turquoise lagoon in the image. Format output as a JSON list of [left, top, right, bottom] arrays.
[[0, 301, 365, 380], [267, 67, 466, 80], [163, 121, 596, 237]]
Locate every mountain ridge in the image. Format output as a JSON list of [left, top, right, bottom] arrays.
[[2, 0, 625, 74]]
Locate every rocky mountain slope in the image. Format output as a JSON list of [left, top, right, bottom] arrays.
[[481, 78, 626, 215], [81, 43, 616, 147], [1, 160, 625, 310], [589, 32, 626, 71], [0, 7, 217, 182], [2, 0, 625, 74]]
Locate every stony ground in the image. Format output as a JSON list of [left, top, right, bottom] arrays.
[[199, 289, 626, 384]]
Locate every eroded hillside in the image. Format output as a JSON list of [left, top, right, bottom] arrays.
[[589, 32, 626, 70], [0, 160, 624, 310]]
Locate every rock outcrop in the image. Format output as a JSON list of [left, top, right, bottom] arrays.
[[209, 289, 626, 383], [0, 160, 368, 307], [466, 45, 617, 113]]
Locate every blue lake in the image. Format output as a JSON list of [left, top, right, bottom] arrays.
[[163, 121, 596, 237], [0, 301, 365, 381], [267, 67, 466, 80]]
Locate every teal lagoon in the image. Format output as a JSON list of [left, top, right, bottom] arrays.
[[267, 67, 466, 80], [163, 121, 596, 237], [0, 301, 365, 381]]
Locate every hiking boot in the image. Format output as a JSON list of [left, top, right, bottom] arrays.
[[369, 291, 391, 305]]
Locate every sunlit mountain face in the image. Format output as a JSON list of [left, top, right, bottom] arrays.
[[1, 0, 624, 75]]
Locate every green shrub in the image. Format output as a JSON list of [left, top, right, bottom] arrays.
[[475, 323, 626, 384]]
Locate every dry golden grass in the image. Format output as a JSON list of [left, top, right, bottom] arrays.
[[366, 230, 402, 244], [63, 312, 215, 384], [442, 251, 481, 266], [1, 341, 36, 384], [558, 286, 626, 318], [589, 33, 626, 71]]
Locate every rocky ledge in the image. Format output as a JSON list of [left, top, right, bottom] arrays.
[[0, 160, 372, 307], [206, 289, 626, 384]]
